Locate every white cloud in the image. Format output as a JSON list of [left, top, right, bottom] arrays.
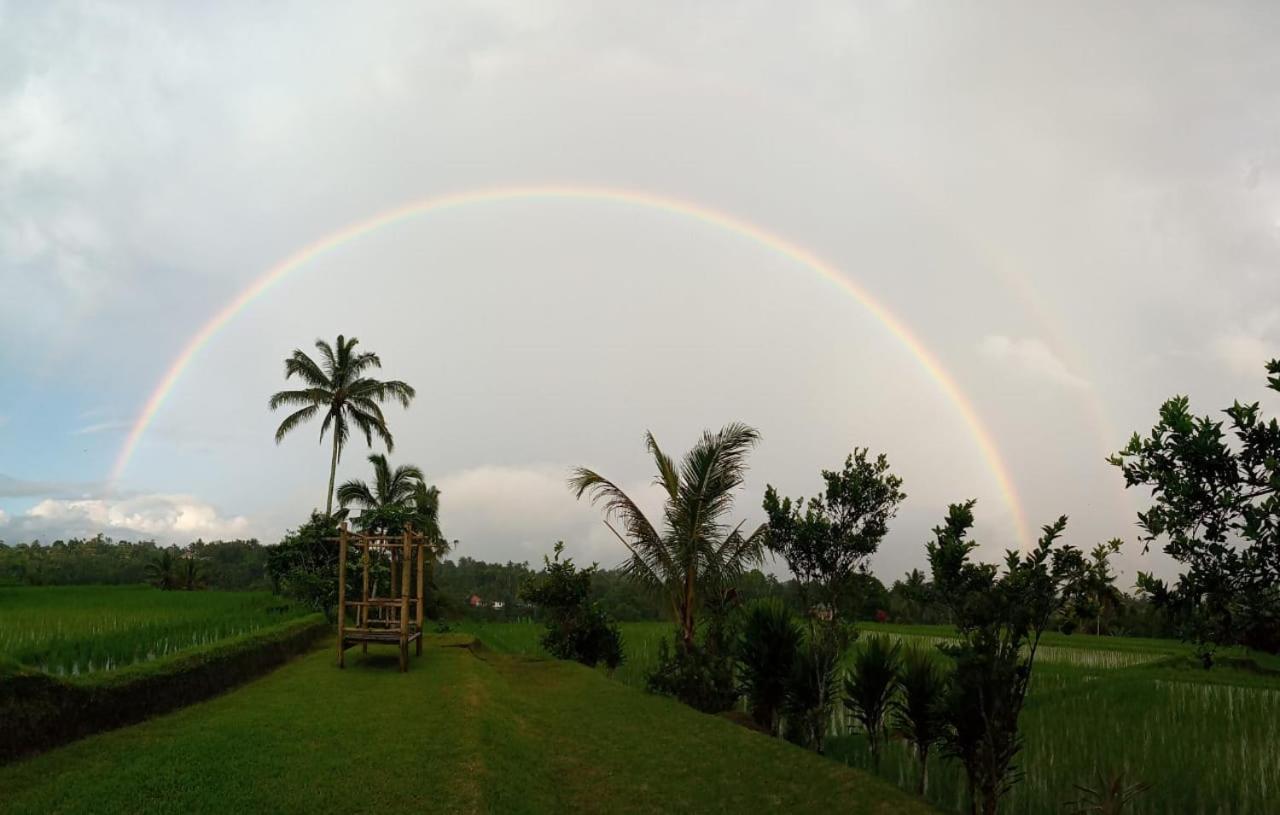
[[979, 335, 1091, 390], [1212, 333, 1275, 378], [8, 494, 249, 541], [433, 465, 659, 565], [72, 420, 131, 436]]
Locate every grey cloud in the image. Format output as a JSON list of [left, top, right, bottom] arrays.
[[2, 2, 1277, 584]]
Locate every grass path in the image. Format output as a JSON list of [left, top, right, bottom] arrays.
[[0, 635, 935, 814]]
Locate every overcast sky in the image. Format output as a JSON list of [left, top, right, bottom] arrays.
[[2, 1, 1279, 588]]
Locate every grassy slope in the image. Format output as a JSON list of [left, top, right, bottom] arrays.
[[0, 635, 936, 815]]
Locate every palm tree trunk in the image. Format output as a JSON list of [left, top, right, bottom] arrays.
[[682, 563, 696, 649], [325, 432, 340, 516], [918, 746, 929, 796]]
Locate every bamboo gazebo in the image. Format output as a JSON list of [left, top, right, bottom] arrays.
[[336, 523, 428, 672]]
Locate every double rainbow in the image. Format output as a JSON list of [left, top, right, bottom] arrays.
[[110, 185, 1032, 545]]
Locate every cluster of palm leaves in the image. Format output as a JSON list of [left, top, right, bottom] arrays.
[[570, 422, 765, 653], [269, 334, 415, 516], [336, 453, 447, 551], [145, 549, 206, 591]]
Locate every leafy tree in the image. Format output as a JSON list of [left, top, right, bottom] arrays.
[[570, 423, 765, 652], [1109, 358, 1280, 656], [266, 513, 345, 619], [520, 542, 624, 672], [890, 568, 946, 624], [892, 647, 950, 796], [927, 501, 1078, 815], [269, 334, 415, 516], [736, 599, 802, 735], [844, 634, 901, 770], [763, 448, 906, 621]]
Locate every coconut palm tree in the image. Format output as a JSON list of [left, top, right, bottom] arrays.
[[269, 334, 415, 516], [569, 422, 765, 651], [336, 453, 424, 529], [180, 556, 207, 591], [145, 549, 180, 590]]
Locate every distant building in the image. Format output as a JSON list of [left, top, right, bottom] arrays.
[[468, 594, 483, 607]]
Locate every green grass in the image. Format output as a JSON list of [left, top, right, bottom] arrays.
[[0, 635, 937, 814], [0, 586, 310, 676], [463, 620, 1280, 814]]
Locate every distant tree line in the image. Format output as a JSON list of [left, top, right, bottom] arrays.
[[0, 533, 1175, 635], [0, 537, 273, 591]]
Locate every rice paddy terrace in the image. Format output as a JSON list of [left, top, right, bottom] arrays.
[[463, 621, 1280, 814], [3, 589, 1277, 814], [0, 585, 310, 676]]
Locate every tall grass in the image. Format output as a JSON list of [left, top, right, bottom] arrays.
[[0, 585, 309, 676]]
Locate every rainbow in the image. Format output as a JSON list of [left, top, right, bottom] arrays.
[[111, 185, 1033, 545]]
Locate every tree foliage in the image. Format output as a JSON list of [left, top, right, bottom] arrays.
[[927, 501, 1079, 815], [519, 542, 624, 672], [763, 448, 905, 619], [570, 423, 766, 651], [265, 513, 345, 620], [1109, 358, 1280, 656]]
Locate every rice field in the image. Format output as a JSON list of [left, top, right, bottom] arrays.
[[463, 619, 1280, 814], [0, 585, 311, 677]]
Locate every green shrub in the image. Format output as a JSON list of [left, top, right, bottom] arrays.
[[646, 634, 738, 713], [783, 627, 842, 753], [844, 634, 902, 769], [736, 599, 801, 735], [520, 543, 625, 672], [892, 646, 950, 795]]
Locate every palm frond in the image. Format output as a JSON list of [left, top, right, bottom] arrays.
[[336, 478, 378, 510], [283, 350, 330, 388], [348, 406, 394, 451], [347, 350, 383, 377], [268, 387, 330, 411], [646, 431, 680, 501], [273, 404, 320, 444]]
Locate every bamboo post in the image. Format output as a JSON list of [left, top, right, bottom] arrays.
[[390, 536, 400, 631], [399, 528, 411, 671], [361, 533, 370, 654], [416, 535, 426, 657], [337, 522, 348, 668]]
